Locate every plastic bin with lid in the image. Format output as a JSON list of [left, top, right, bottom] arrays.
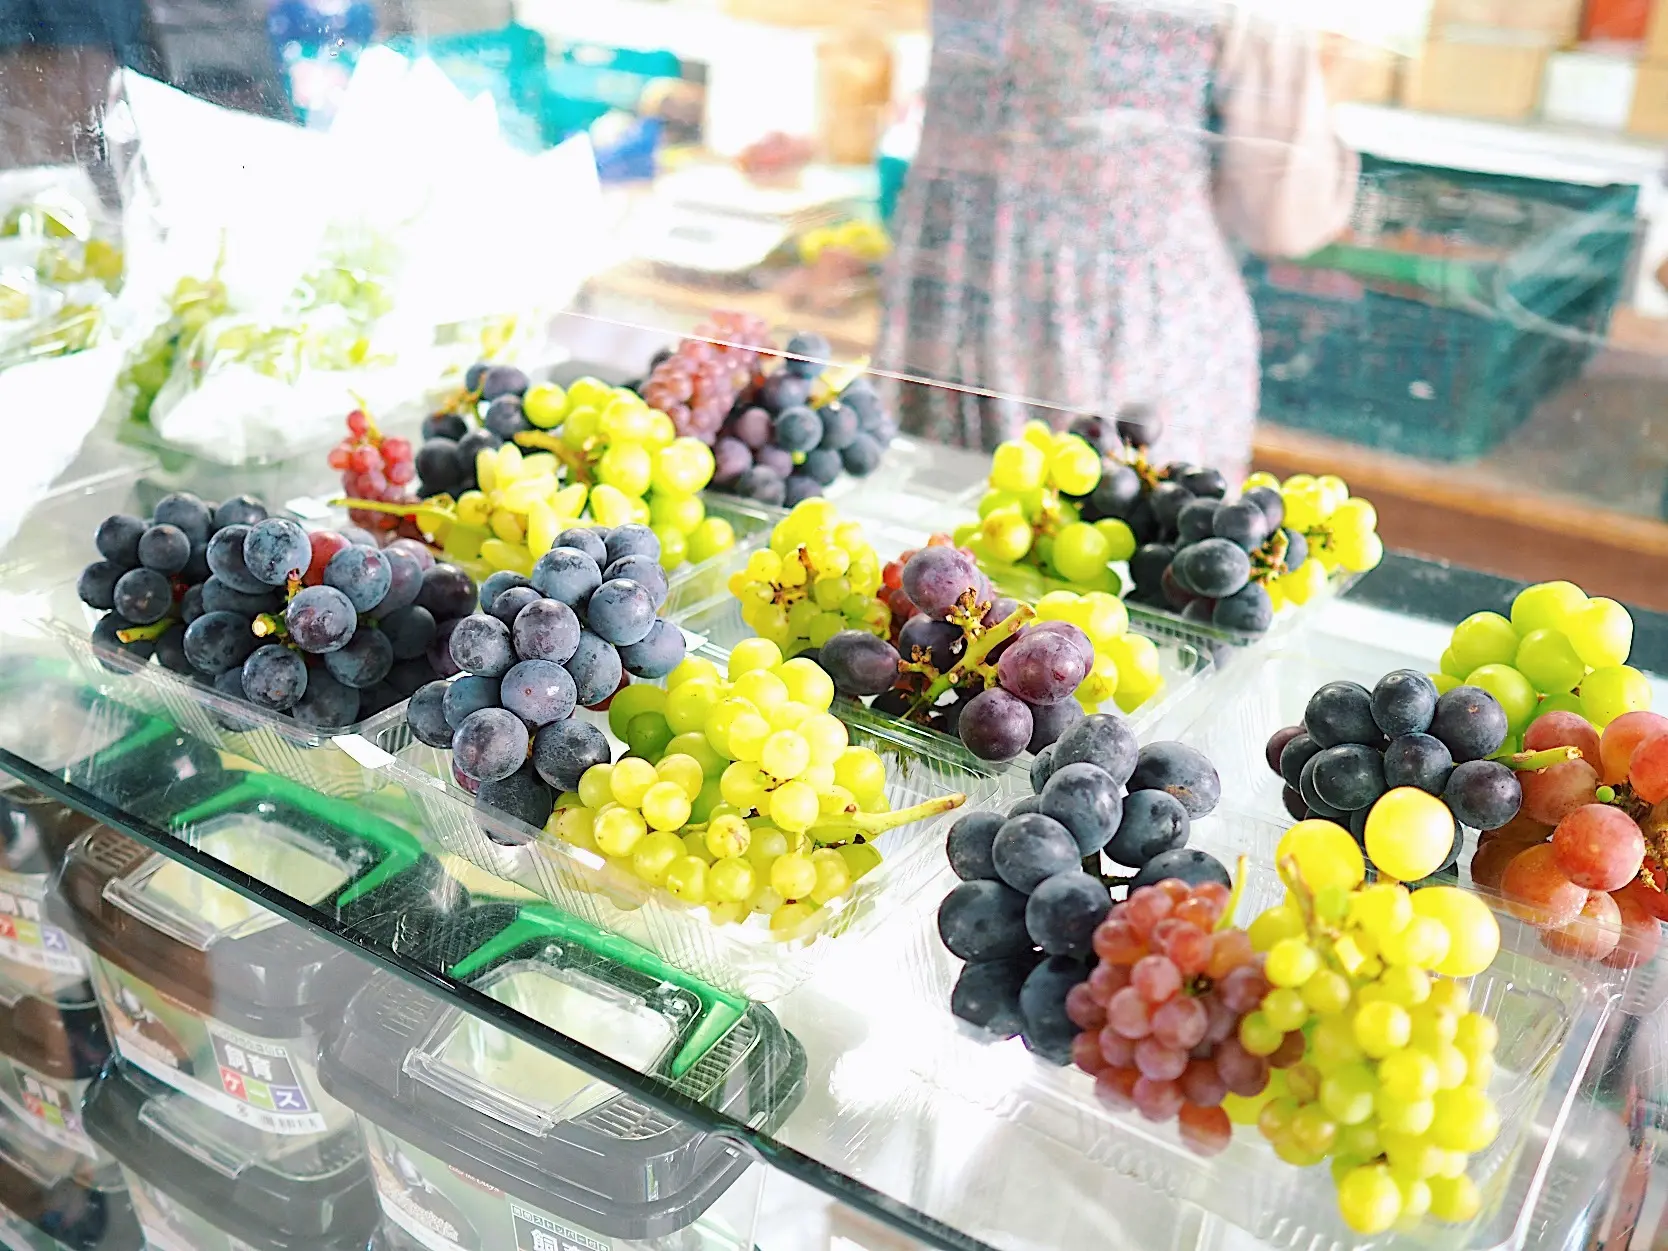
[[319, 899, 805, 1251], [83, 1059, 380, 1251], [0, 960, 110, 1175], [51, 778, 452, 1144]]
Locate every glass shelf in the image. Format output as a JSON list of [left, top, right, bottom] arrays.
[[0, 547, 1661, 1251]]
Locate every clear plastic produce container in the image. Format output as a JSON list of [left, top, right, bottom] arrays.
[[20, 469, 778, 799], [84, 1060, 380, 1251], [665, 514, 1213, 765], [0, 965, 110, 1172], [372, 674, 1021, 1001], [319, 900, 805, 1251], [904, 848, 1620, 1251]]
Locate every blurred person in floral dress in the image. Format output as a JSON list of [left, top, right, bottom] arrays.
[[875, 0, 1358, 478]]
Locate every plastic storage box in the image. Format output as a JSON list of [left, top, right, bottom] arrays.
[[319, 900, 804, 1251], [53, 816, 417, 1142], [1250, 158, 1638, 461], [84, 1060, 380, 1251]]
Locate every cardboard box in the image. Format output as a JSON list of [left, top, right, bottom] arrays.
[[1543, 49, 1638, 128], [1648, 0, 1668, 59], [1321, 35, 1402, 105], [1428, 0, 1583, 42], [723, 0, 927, 32], [1629, 60, 1668, 135], [1402, 40, 1549, 119]]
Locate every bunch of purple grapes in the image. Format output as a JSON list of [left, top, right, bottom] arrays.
[[820, 545, 1097, 762], [935, 712, 1228, 1063], [406, 523, 688, 836], [79, 491, 478, 728], [709, 332, 898, 508]]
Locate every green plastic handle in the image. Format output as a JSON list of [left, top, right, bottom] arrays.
[[169, 772, 422, 907], [449, 903, 750, 1081]]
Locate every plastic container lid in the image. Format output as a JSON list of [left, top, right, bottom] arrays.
[[319, 901, 807, 1241], [0, 1113, 139, 1251], [83, 1061, 377, 1251], [52, 774, 453, 1035], [53, 825, 366, 1038], [60, 717, 230, 830]]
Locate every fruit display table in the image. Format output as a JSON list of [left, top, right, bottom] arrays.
[[3, 399, 1667, 1251]]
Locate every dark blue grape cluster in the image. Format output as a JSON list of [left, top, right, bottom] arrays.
[[406, 523, 688, 837], [414, 361, 532, 497], [80, 492, 477, 728], [709, 333, 898, 507], [936, 718, 1228, 1062]]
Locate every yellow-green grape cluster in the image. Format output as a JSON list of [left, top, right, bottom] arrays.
[[728, 500, 887, 655], [1245, 472, 1384, 613], [544, 639, 962, 933], [1031, 591, 1165, 714], [521, 376, 729, 570], [1236, 821, 1502, 1236], [1441, 581, 1648, 739], [967, 422, 1121, 590], [405, 384, 732, 580], [120, 275, 230, 422]]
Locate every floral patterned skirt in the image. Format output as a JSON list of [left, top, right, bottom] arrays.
[[874, 161, 1261, 482]]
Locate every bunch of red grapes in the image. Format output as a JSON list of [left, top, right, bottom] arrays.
[[640, 312, 774, 441], [1483, 708, 1668, 968], [1068, 878, 1278, 1156], [879, 533, 969, 647], [329, 409, 416, 533]]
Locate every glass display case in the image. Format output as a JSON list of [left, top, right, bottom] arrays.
[[8, 1, 1668, 1249]]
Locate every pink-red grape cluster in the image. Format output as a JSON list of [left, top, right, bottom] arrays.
[[1491, 708, 1668, 967], [329, 409, 416, 533], [1071, 878, 1276, 1156], [640, 312, 773, 441]]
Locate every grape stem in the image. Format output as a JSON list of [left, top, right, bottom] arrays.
[[115, 618, 176, 645], [513, 430, 595, 484], [252, 612, 287, 640], [918, 603, 1034, 708], [1216, 854, 1250, 931], [1498, 745, 1582, 771], [805, 792, 965, 845], [1249, 528, 1291, 586]]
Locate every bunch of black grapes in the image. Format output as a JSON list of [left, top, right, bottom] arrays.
[[935, 713, 1227, 1061], [709, 331, 898, 507], [406, 523, 688, 837], [413, 361, 533, 498], [1062, 409, 1304, 635], [79, 492, 476, 728], [1266, 672, 1519, 872]]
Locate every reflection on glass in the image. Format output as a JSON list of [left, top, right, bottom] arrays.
[[143, 821, 349, 935]]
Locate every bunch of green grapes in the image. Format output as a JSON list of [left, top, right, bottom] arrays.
[[519, 377, 726, 569], [966, 424, 1114, 589], [120, 275, 230, 422], [369, 380, 733, 580], [544, 639, 963, 935], [1440, 580, 1648, 741], [728, 500, 888, 655], [1231, 821, 1502, 1236]]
